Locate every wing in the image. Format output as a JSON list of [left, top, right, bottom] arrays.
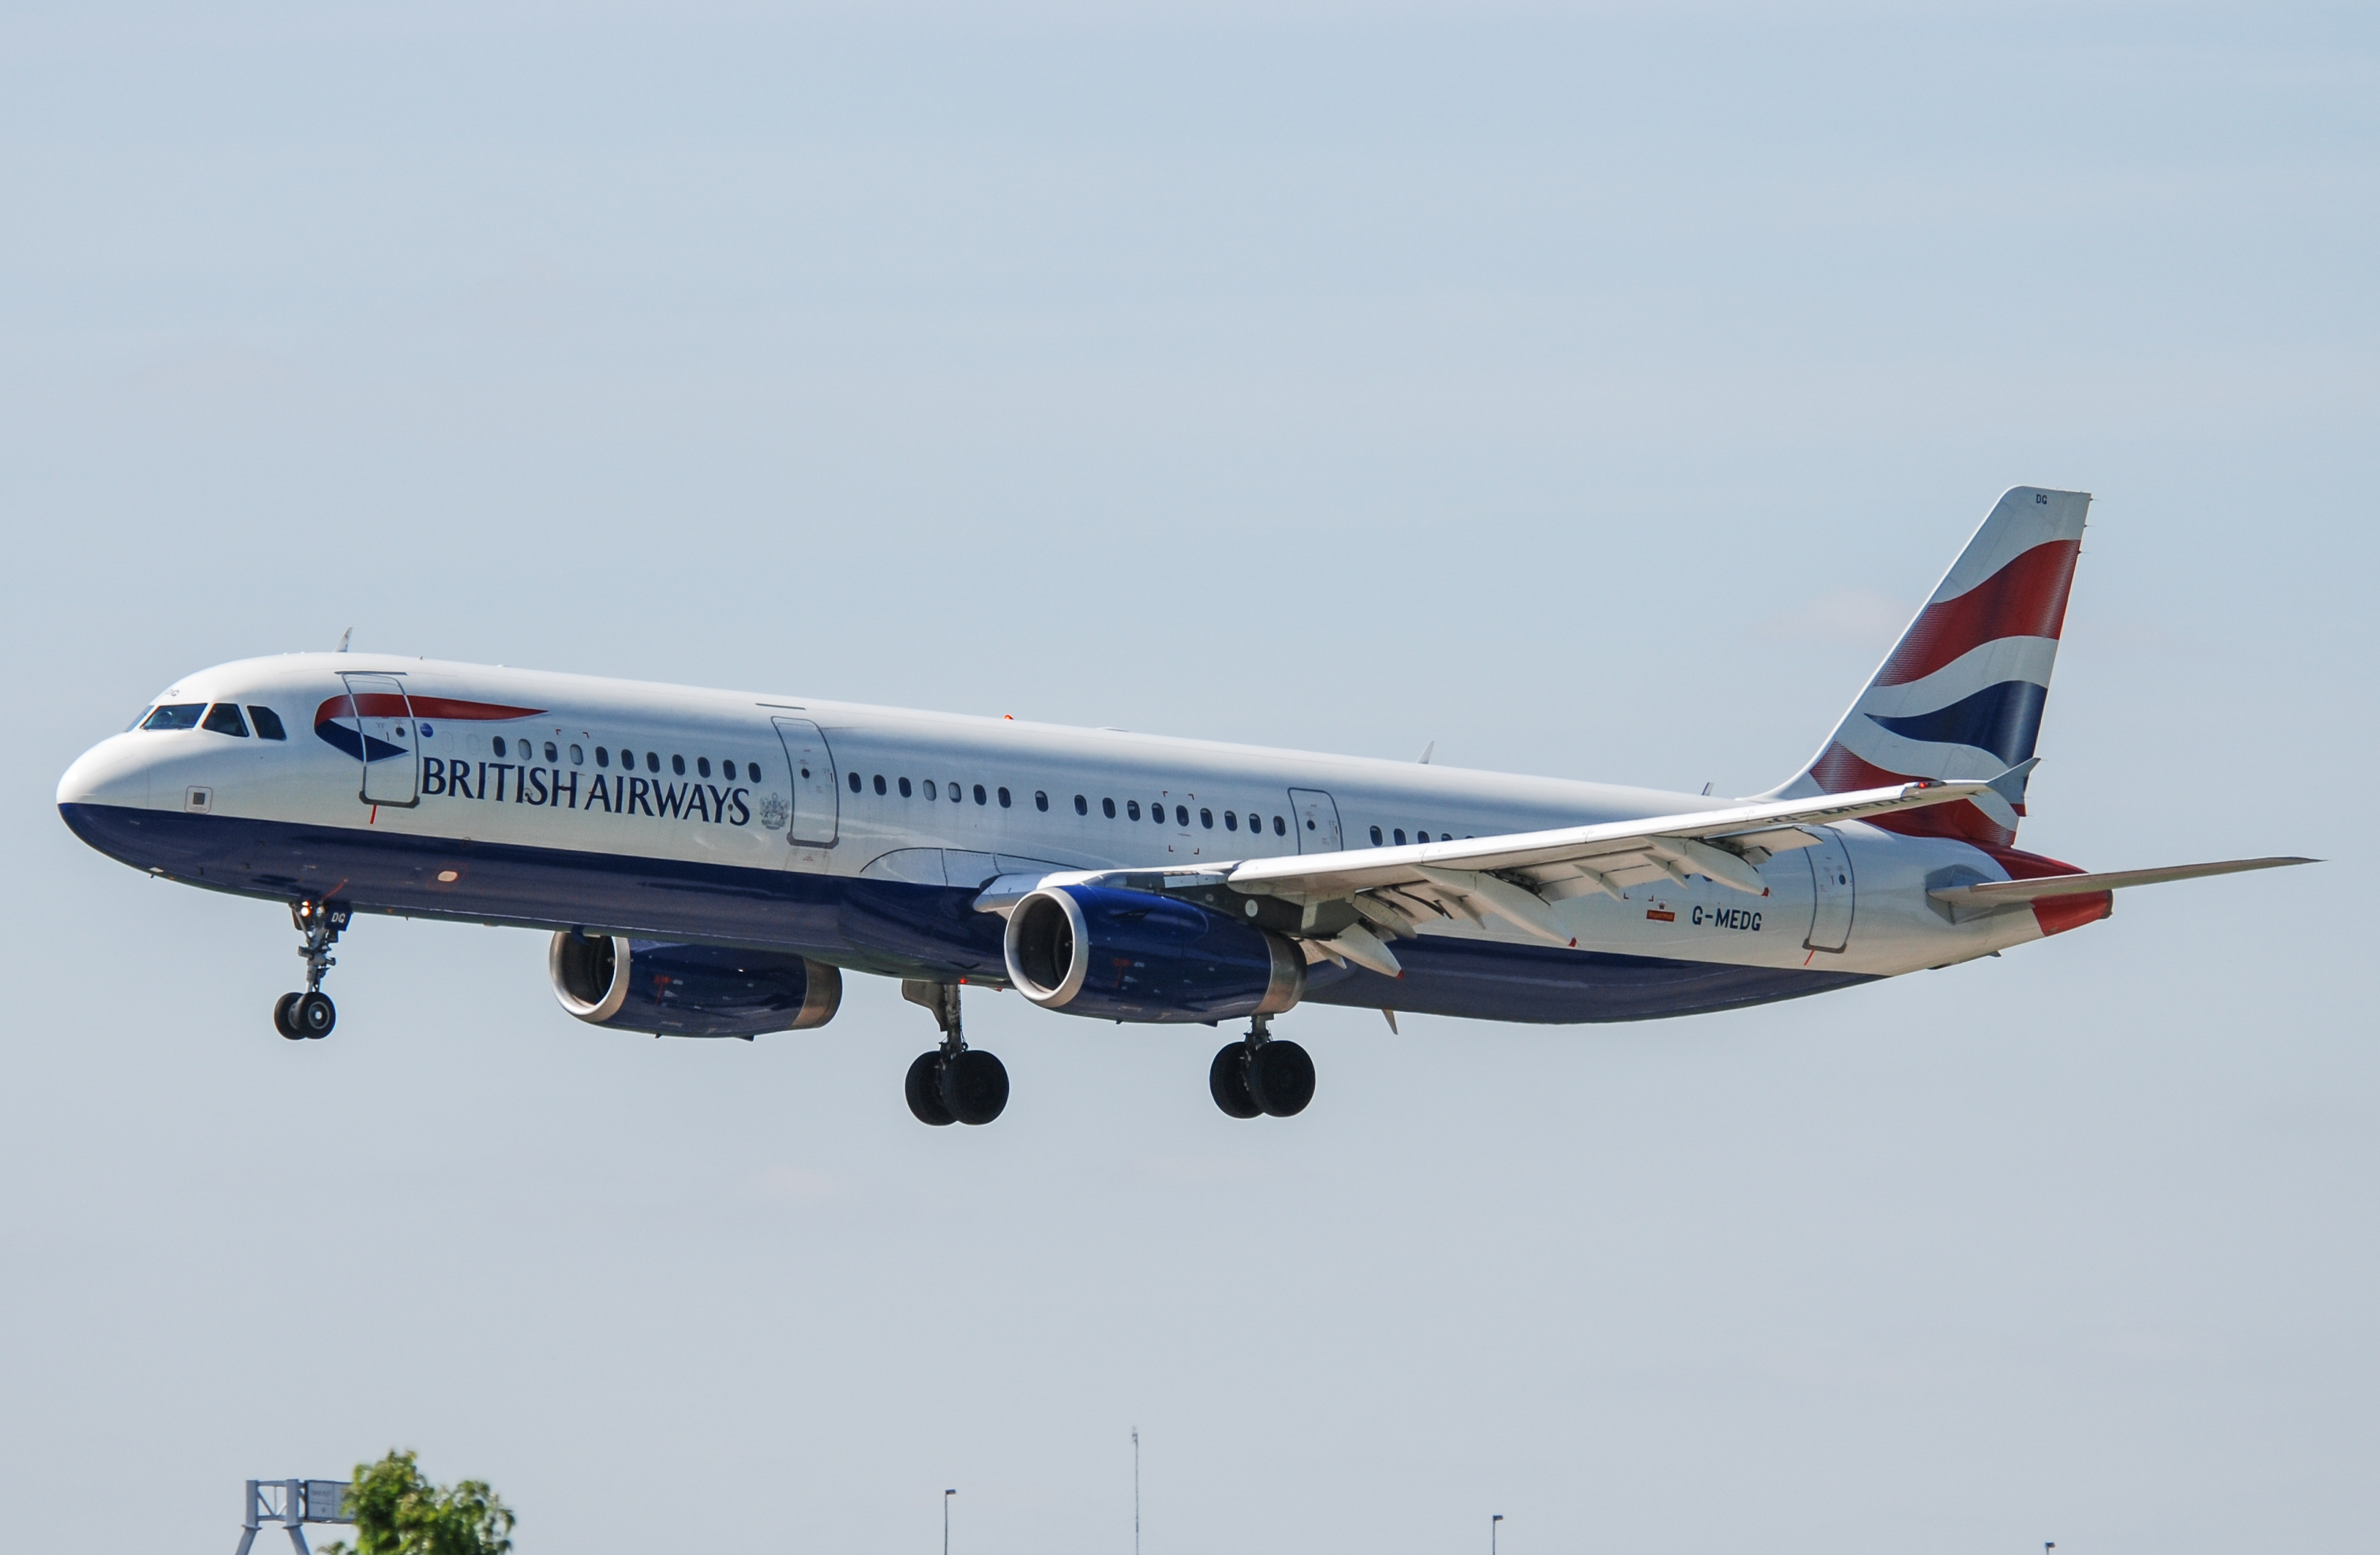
[[1210, 779, 1999, 974]]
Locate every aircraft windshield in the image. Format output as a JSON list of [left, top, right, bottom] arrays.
[[139, 704, 205, 731]]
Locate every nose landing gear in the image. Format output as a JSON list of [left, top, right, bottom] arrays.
[[1210, 1015, 1314, 1118], [272, 899, 349, 1041], [901, 980, 1008, 1126]]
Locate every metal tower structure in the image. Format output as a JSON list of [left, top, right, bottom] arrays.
[[233, 1479, 352, 1555]]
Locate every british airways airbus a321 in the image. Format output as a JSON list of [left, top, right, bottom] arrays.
[[58, 489, 2308, 1126]]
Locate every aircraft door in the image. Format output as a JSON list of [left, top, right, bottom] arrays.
[[1803, 828, 1856, 952], [771, 717, 840, 846], [1288, 788, 1343, 853], [339, 673, 419, 806]]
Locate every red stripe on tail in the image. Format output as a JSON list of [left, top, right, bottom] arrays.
[[1875, 539, 2081, 687], [1805, 742, 2016, 847]]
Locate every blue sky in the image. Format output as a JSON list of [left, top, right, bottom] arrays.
[[2, 5, 2372, 1552]]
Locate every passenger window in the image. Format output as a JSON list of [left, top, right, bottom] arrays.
[[1200, 808, 1213, 828], [1175, 804, 1189, 826], [873, 774, 887, 795], [1274, 815, 1287, 836], [545, 741, 559, 763], [247, 706, 287, 740], [850, 772, 862, 793], [647, 752, 660, 773], [202, 703, 250, 738], [570, 744, 584, 766], [924, 779, 938, 800], [748, 763, 762, 783], [1103, 798, 1116, 818], [673, 754, 686, 776], [974, 784, 987, 805], [493, 736, 509, 758], [899, 776, 913, 798], [1370, 825, 1384, 845], [1073, 794, 1088, 815], [1035, 791, 1049, 811], [948, 781, 961, 802], [1225, 811, 1239, 830], [1394, 829, 1407, 845], [1127, 800, 1142, 820], [998, 787, 1013, 808], [698, 757, 712, 778], [596, 748, 611, 768]]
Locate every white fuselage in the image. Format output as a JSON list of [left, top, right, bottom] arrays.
[[59, 654, 2057, 1023]]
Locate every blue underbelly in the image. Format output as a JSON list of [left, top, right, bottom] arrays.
[[59, 804, 1874, 1024]]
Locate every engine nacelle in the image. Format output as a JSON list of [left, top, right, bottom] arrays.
[[1002, 885, 1303, 1023], [549, 931, 842, 1037]]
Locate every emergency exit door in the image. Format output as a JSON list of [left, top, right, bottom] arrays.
[[1288, 789, 1343, 853], [339, 673, 419, 807], [1803, 828, 1856, 953], [771, 717, 840, 846]]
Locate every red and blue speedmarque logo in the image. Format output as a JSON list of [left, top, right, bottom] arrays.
[[313, 693, 545, 761]]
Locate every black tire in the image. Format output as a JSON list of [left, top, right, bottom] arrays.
[[1208, 1043, 1261, 1118], [1245, 1039, 1314, 1118], [273, 992, 304, 1041], [940, 1048, 1010, 1125], [906, 1051, 956, 1125], [293, 991, 336, 1039]]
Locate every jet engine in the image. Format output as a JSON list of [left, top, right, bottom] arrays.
[[549, 931, 843, 1037], [1002, 884, 1303, 1023]]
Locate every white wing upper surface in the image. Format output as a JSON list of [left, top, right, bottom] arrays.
[[1215, 780, 1994, 955]]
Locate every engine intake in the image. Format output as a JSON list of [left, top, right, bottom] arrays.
[[549, 931, 842, 1037], [1003, 885, 1303, 1023]]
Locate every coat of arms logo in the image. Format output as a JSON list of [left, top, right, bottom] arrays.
[[757, 792, 790, 831]]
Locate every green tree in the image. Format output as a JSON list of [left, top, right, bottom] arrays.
[[319, 1450, 515, 1555]]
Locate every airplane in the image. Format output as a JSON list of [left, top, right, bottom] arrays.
[[57, 486, 2309, 1127]]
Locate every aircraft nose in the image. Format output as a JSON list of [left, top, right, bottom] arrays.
[[57, 733, 154, 811]]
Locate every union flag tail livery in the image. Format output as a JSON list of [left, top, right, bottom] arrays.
[[55, 484, 2310, 1127], [1773, 486, 2089, 847]]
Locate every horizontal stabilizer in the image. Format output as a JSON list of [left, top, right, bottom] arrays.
[[1929, 855, 2317, 907]]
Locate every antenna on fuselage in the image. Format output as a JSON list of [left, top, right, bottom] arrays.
[[1417, 741, 1434, 764], [335, 628, 351, 653]]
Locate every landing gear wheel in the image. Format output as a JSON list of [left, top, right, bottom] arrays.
[[1209, 1042, 1262, 1118], [1245, 1038, 1314, 1117], [292, 991, 336, 1039], [905, 1051, 956, 1126], [940, 1049, 1010, 1126], [273, 992, 304, 1041]]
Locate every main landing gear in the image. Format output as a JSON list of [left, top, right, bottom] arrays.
[[901, 980, 1008, 1127], [1210, 1015, 1314, 1119], [272, 899, 349, 1041]]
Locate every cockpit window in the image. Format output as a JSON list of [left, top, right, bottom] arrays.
[[202, 703, 250, 738], [140, 703, 205, 731], [248, 706, 287, 740]]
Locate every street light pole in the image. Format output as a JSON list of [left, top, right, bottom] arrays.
[[944, 1489, 955, 1555], [1492, 1512, 1504, 1555]]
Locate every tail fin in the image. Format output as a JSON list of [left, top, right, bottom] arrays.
[[1770, 486, 2091, 846]]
